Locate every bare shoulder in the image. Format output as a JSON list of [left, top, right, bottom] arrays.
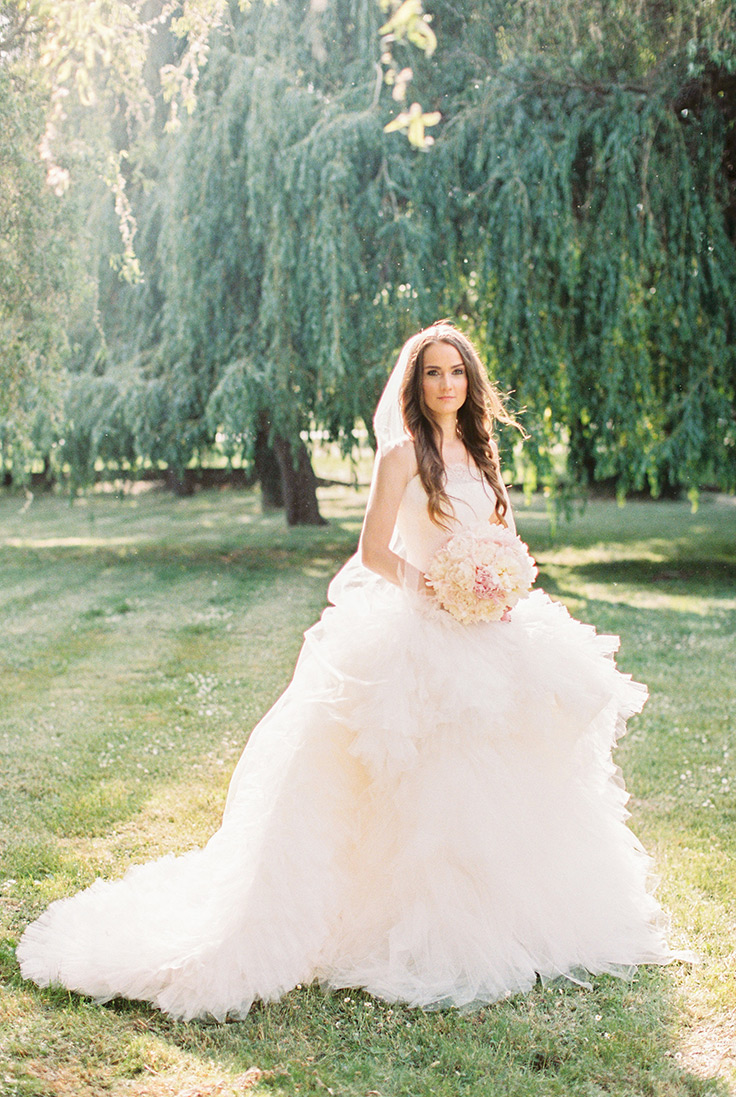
[[379, 439, 417, 482]]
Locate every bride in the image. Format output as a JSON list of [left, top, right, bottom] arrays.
[[17, 321, 676, 1021]]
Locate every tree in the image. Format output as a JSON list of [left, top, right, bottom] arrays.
[[1, 0, 440, 519], [2, 0, 735, 509], [0, 9, 89, 475], [134, 1, 424, 520], [155, 0, 736, 501], [406, 0, 736, 496]]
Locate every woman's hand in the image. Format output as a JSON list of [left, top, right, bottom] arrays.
[[421, 573, 437, 598]]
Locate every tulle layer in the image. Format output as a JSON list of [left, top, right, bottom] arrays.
[[17, 570, 673, 1020]]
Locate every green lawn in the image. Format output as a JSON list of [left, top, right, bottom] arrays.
[[1, 480, 735, 1097]]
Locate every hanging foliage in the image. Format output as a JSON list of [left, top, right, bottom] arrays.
[[120, 0, 428, 516], [407, 0, 736, 495], [2, 0, 735, 512], [0, 61, 71, 430]]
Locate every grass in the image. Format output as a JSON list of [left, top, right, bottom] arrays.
[[0, 473, 735, 1097]]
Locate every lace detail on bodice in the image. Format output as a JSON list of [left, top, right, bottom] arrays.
[[395, 462, 502, 573], [442, 461, 486, 483]]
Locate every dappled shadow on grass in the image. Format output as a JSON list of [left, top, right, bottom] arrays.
[[555, 556, 736, 587], [534, 556, 736, 617], [0, 534, 360, 573], [0, 486, 366, 601], [5, 967, 727, 1097], [14, 531, 731, 596], [515, 492, 736, 549]]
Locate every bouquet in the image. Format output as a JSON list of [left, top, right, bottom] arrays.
[[426, 524, 537, 624]]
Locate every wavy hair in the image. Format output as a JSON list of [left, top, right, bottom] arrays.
[[399, 322, 523, 528]]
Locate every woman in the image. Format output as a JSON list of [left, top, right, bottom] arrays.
[[17, 322, 675, 1020]]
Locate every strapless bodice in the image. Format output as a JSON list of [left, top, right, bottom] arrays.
[[395, 462, 501, 572]]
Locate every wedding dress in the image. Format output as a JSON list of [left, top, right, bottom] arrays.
[[17, 461, 673, 1021]]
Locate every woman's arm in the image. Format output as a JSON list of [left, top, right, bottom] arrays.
[[359, 442, 427, 591]]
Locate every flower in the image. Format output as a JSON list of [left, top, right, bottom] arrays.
[[426, 524, 537, 624]]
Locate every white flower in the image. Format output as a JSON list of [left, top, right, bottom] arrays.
[[426, 524, 537, 624]]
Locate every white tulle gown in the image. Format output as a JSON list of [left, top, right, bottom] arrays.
[[17, 463, 674, 1020]]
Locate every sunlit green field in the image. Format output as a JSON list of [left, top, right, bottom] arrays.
[[1, 479, 735, 1097]]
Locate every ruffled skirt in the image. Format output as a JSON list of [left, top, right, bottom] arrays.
[[17, 563, 673, 1020]]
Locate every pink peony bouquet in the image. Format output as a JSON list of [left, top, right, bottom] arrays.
[[426, 524, 537, 624]]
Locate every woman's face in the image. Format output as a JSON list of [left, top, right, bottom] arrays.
[[421, 341, 468, 420]]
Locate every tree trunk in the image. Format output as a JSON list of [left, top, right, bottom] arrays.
[[28, 454, 56, 491], [254, 418, 285, 511], [165, 467, 196, 496], [273, 435, 327, 527]]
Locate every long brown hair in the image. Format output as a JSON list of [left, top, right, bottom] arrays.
[[399, 322, 523, 528]]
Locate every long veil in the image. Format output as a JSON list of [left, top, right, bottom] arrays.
[[327, 337, 417, 604]]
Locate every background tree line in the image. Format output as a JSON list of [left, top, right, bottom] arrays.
[[1, 0, 735, 522]]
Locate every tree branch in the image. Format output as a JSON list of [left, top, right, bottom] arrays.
[[0, 8, 37, 53]]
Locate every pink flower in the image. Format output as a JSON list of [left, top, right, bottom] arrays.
[[426, 525, 537, 624]]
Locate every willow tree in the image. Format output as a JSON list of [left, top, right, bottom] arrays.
[[0, 22, 80, 453], [406, 0, 736, 496], [2, 0, 439, 515], [119, 0, 430, 520], [138, 0, 736, 504], [4, 0, 735, 511]]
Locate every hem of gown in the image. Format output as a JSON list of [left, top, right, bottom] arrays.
[[17, 952, 686, 1025]]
